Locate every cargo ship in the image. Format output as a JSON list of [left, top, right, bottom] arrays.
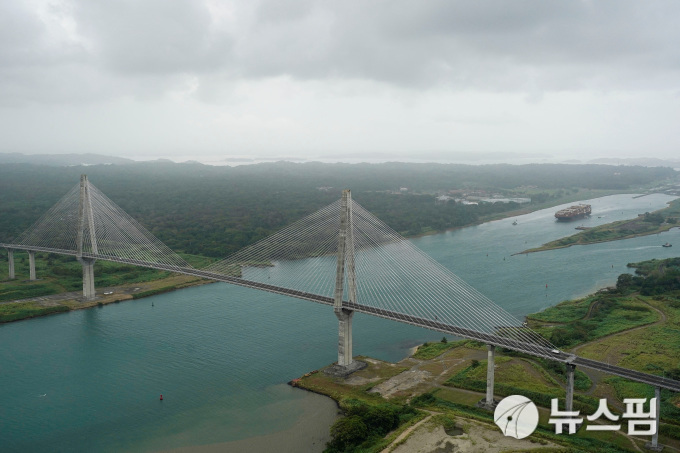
[[555, 204, 592, 221]]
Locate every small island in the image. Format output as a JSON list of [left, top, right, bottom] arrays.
[[519, 198, 680, 255]]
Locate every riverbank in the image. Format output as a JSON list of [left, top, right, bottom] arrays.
[[291, 258, 680, 452], [517, 198, 680, 255], [0, 273, 213, 322]]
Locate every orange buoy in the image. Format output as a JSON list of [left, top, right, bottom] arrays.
[[160, 394, 163, 401]]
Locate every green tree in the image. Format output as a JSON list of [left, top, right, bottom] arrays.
[[328, 415, 368, 451]]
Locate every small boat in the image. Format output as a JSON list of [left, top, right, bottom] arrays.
[[512, 220, 518, 225], [662, 243, 672, 248]]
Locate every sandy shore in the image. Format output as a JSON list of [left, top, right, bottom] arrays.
[[162, 389, 340, 453]]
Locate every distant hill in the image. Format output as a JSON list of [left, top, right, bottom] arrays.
[[0, 152, 135, 166], [588, 157, 680, 168]]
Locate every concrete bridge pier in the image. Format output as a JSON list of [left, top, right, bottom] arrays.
[[566, 363, 575, 412], [336, 309, 354, 367], [7, 249, 15, 279], [481, 344, 496, 408], [28, 251, 36, 280], [80, 258, 96, 300]]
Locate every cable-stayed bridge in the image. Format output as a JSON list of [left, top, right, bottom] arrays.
[[1, 176, 678, 446]]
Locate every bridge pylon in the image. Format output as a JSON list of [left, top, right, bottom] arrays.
[[333, 189, 359, 371], [76, 175, 98, 301]]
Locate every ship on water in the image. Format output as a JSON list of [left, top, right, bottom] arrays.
[[555, 204, 592, 221]]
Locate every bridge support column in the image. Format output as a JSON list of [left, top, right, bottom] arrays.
[[336, 309, 353, 367], [28, 251, 36, 280], [646, 387, 662, 451], [482, 344, 496, 408], [80, 258, 96, 301], [7, 249, 15, 279], [566, 364, 575, 412]]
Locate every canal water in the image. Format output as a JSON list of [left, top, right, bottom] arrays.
[[0, 194, 678, 452]]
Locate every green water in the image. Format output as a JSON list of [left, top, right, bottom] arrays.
[[0, 193, 678, 452]]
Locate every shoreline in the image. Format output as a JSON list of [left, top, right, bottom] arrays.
[[513, 225, 679, 256], [164, 387, 339, 453], [0, 274, 214, 323]]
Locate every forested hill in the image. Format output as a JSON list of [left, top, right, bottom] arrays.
[[0, 162, 675, 257]]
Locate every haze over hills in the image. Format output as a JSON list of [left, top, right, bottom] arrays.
[[3, 151, 680, 168], [0, 153, 135, 166], [586, 157, 680, 168]]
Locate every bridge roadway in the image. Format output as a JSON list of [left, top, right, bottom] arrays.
[[3, 243, 680, 393]]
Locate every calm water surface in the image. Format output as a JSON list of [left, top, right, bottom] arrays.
[[1, 193, 678, 452]]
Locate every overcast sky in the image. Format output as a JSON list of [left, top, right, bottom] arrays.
[[1, 0, 679, 164]]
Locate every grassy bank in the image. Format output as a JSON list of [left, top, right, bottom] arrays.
[[520, 198, 680, 254], [0, 252, 216, 322], [294, 360, 426, 453], [0, 273, 214, 323], [0, 302, 70, 322]]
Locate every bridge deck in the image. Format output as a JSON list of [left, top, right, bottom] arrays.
[[3, 243, 680, 393]]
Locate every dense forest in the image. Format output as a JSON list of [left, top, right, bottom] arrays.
[[0, 161, 675, 257], [617, 257, 680, 295]]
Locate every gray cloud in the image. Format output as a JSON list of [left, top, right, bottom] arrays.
[[72, 0, 234, 75], [233, 0, 680, 91], [1, 0, 679, 162], [0, 1, 83, 68], [2, 0, 680, 106]]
